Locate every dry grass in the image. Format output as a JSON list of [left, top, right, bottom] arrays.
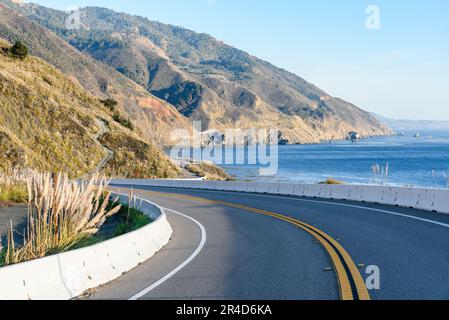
[[0, 40, 181, 179], [0, 169, 32, 204], [0, 184, 27, 204], [371, 163, 389, 185], [320, 178, 344, 185], [99, 131, 181, 179], [0, 169, 34, 185], [2, 172, 121, 266], [186, 162, 232, 181], [0, 42, 105, 176]]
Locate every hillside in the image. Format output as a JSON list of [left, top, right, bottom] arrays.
[[11, 3, 392, 143], [0, 1, 190, 146], [372, 113, 449, 132], [0, 39, 180, 178]]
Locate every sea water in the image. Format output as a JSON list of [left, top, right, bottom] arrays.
[[218, 130, 449, 188]]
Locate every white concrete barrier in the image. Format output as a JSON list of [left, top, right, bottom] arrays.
[[432, 189, 449, 213], [302, 184, 322, 198], [264, 183, 275, 194], [223, 181, 236, 191], [110, 180, 449, 215], [246, 182, 257, 193], [255, 182, 271, 194], [199, 181, 211, 190], [394, 187, 415, 207], [233, 181, 247, 193], [293, 184, 306, 197], [359, 185, 385, 203], [278, 183, 295, 196], [214, 181, 227, 191], [0, 194, 173, 300]]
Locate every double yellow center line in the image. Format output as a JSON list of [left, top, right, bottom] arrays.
[[126, 189, 370, 301]]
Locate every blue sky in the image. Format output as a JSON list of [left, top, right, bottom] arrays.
[[29, 0, 449, 120]]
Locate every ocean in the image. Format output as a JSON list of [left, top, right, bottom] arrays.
[[217, 130, 449, 188]]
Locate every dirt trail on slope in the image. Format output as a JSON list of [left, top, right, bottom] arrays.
[[92, 119, 113, 174]]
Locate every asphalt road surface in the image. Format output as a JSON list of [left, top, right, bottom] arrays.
[[87, 185, 449, 300]]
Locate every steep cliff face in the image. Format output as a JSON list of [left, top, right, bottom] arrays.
[[10, 4, 391, 143], [0, 1, 190, 146]]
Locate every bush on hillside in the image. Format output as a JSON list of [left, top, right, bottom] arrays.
[[100, 98, 118, 111], [112, 112, 134, 131], [9, 41, 29, 60], [186, 162, 233, 181]]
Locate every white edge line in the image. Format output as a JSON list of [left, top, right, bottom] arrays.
[[124, 185, 449, 230], [223, 189, 449, 229], [128, 207, 207, 301]]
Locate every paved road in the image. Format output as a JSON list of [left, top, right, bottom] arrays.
[[88, 185, 449, 300], [0, 205, 28, 247]]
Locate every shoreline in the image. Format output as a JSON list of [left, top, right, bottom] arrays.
[[162, 132, 397, 150], [167, 131, 449, 188]]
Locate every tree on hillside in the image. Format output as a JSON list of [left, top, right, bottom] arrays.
[[100, 98, 118, 111], [10, 41, 29, 60]]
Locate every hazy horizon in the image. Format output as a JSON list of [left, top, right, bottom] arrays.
[[27, 0, 449, 121]]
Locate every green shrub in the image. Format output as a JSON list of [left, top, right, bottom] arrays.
[[9, 41, 29, 60], [71, 236, 105, 250], [0, 249, 6, 267], [111, 203, 152, 236], [112, 112, 134, 131], [70, 199, 152, 251], [0, 184, 28, 204], [100, 98, 118, 111]]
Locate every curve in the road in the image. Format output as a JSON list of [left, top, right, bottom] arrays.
[[129, 207, 207, 301], [138, 190, 370, 300], [150, 187, 449, 230], [97, 185, 449, 300]]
